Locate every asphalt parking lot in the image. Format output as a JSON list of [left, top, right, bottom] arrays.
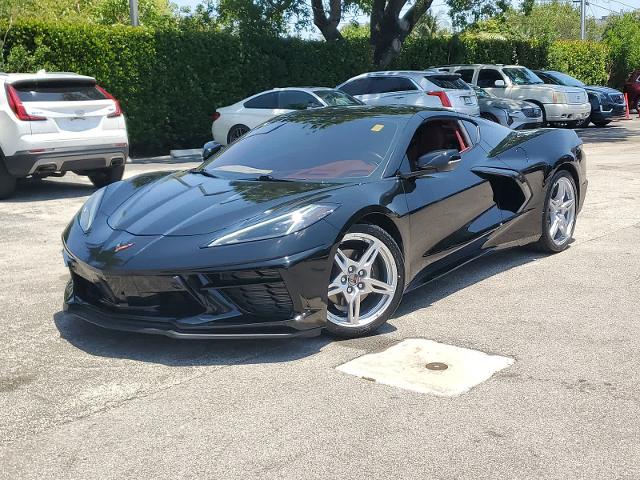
[[1, 121, 640, 479]]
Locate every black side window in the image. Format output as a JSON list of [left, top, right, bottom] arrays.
[[455, 69, 475, 83], [279, 91, 322, 110], [339, 78, 370, 96], [244, 92, 278, 109], [536, 72, 555, 84], [477, 69, 504, 88], [368, 77, 417, 94], [461, 120, 480, 145]]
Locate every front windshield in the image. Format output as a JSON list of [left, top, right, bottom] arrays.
[[202, 112, 399, 181], [548, 72, 585, 87], [473, 86, 495, 98], [314, 89, 362, 106], [503, 67, 544, 85]]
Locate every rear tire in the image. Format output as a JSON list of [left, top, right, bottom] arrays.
[[88, 165, 125, 188], [533, 170, 577, 253], [325, 224, 405, 338], [227, 124, 250, 144], [0, 159, 17, 200], [592, 120, 611, 127]]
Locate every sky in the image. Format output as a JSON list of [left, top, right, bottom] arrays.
[[171, 0, 640, 39]]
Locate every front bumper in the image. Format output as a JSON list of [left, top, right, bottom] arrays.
[[591, 103, 627, 122], [62, 244, 330, 339], [3, 144, 128, 178], [544, 103, 591, 122]]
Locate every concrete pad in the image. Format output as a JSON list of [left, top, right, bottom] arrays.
[[337, 338, 514, 396]]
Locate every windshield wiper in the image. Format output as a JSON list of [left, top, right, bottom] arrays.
[[190, 169, 219, 178]]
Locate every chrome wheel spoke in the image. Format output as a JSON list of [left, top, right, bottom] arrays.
[[368, 278, 395, 296], [328, 277, 343, 297], [334, 248, 350, 273], [359, 240, 380, 270], [549, 217, 560, 238], [348, 295, 361, 324], [561, 198, 574, 210]]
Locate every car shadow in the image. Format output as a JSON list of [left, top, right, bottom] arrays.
[[576, 122, 637, 143], [6, 178, 95, 202], [53, 246, 547, 366]]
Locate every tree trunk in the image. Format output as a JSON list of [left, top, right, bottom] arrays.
[[311, 0, 343, 41], [370, 0, 434, 68]]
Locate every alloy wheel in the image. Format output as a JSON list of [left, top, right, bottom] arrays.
[[547, 176, 576, 246], [327, 232, 398, 328]]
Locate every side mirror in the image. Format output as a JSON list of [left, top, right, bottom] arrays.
[[417, 149, 461, 173], [494, 79, 506, 88], [202, 141, 223, 160]]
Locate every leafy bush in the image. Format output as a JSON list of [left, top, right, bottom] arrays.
[[547, 41, 609, 85], [603, 12, 640, 87], [0, 21, 621, 154]]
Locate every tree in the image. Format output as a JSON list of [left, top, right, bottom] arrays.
[[471, 1, 604, 41], [446, 0, 510, 31], [311, 0, 437, 67]]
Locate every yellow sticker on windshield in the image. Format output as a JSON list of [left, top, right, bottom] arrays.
[[371, 124, 384, 132]]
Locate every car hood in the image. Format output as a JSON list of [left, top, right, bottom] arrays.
[[584, 86, 623, 96], [104, 170, 345, 237], [479, 97, 535, 111]]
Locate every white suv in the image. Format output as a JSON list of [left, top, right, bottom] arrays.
[[436, 64, 591, 126], [0, 71, 129, 199], [337, 70, 480, 116]]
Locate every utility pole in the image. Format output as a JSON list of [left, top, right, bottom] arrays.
[[580, 0, 586, 40], [129, 0, 140, 26]]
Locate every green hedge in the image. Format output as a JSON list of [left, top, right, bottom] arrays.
[[0, 22, 614, 155]]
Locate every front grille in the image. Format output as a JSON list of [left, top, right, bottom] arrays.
[[71, 263, 295, 321], [72, 272, 206, 318], [204, 269, 294, 319], [567, 92, 586, 104], [522, 107, 541, 118], [610, 94, 624, 104]]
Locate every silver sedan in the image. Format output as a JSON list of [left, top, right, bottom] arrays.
[[473, 86, 543, 129]]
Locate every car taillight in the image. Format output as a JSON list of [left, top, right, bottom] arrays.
[[96, 85, 122, 118], [427, 90, 452, 108], [212, 112, 221, 122], [5, 84, 46, 121]]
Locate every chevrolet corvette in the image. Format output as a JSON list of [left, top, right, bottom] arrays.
[[62, 106, 587, 339]]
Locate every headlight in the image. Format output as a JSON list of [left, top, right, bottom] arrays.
[[552, 91, 567, 104], [207, 203, 337, 247], [78, 188, 105, 233]]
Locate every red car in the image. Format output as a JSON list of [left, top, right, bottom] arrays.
[[624, 69, 640, 112]]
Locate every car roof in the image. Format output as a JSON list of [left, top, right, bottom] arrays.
[[0, 71, 96, 84], [278, 104, 449, 122], [436, 64, 523, 69], [347, 70, 444, 80]]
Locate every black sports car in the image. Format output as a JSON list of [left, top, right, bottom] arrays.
[[62, 106, 587, 339]]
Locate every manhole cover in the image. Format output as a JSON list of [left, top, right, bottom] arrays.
[[337, 339, 514, 396], [425, 362, 448, 371]]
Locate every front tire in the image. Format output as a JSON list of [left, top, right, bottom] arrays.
[[0, 159, 17, 199], [326, 224, 405, 338], [575, 116, 591, 128], [534, 171, 577, 253], [88, 165, 125, 188]]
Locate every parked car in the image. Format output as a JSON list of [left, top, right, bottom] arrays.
[[212, 87, 362, 145], [337, 70, 480, 116], [0, 71, 128, 199], [63, 106, 586, 339], [472, 85, 543, 129], [534, 70, 626, 127], [624, 69, 640, 113], [437, 64, 591, 127]]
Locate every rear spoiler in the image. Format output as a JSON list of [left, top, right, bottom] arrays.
[[9, 77, 97, 88]]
